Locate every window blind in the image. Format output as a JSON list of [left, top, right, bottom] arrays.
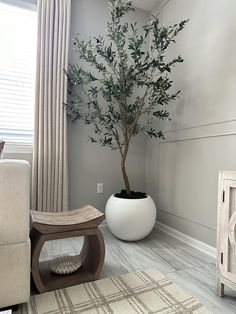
[[0, 2, 37, 144]]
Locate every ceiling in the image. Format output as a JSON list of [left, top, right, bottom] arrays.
[[132, 0, 161, 12]]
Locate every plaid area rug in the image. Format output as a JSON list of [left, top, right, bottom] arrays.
[[18, 269, 211, 313]]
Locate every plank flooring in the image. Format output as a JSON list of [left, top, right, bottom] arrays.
[[40, 224, 236, 313]]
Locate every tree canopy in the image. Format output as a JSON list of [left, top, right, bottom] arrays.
[[65, 0, 188, 194]]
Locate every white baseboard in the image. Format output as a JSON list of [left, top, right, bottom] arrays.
[[156, 221, 216, 259], [102, 220, 216, 258]]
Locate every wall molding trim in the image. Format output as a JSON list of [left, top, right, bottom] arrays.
[[156, 221, 216, 259], [156, 208, 216, 232], [160, 119, 236, 143], [164, 118, 236, 134]]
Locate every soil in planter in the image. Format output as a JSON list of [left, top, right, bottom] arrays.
[[114, 189, 147, 199]]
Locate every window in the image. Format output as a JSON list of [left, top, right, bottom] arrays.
[[0, 1, 37, 148]]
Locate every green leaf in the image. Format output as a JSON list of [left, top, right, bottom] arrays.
[[65, 0, 188, 158]]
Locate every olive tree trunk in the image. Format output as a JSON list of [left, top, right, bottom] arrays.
[[121, 144, 131, 194]]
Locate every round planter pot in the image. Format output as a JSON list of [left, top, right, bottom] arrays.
[[105, 194, 156, 241]]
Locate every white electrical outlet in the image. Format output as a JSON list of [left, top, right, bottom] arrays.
[[97, 183, 103, 194]]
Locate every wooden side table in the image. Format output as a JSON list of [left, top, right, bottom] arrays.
[[30, 205, 105, 293]]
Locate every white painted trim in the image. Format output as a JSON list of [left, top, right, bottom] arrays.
[[161, 132, 236, 144], [159, 119, 236, 143], [156, 221, 216, 258], [156, 208, 216, 231], [103, 219, 216, 258], [163, 118, 236, 134]]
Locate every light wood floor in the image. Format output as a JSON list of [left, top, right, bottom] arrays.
[[40, 224, 236, 314]]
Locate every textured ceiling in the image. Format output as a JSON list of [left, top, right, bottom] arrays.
[[132, 0, 161, 12]]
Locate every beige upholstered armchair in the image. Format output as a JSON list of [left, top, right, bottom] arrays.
[[0, 160, 31, 308]]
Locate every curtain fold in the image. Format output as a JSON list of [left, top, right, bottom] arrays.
[[32, 0, 71, 212]]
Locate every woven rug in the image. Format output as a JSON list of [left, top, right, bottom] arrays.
[[18, 269, 211, 313]]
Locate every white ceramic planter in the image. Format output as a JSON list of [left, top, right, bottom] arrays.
[[105, 194, 156, 241]]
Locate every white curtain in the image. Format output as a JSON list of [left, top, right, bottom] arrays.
[[32, 0, 71, 212]]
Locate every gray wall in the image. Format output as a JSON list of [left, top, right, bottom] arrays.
[[68, 0, 149, 211], [146, 0, 236, 246], [7, 0, 234, 248]]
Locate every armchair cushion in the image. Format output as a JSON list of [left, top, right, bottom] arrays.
[[0, 240, 30, 308], [0, 159, 31, 308], [0, 160, 30, 245]]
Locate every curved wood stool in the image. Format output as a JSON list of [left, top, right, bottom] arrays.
[[30, 205, 105, 293]]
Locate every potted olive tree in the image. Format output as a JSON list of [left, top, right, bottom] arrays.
[[66, 0, 188, 241]]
